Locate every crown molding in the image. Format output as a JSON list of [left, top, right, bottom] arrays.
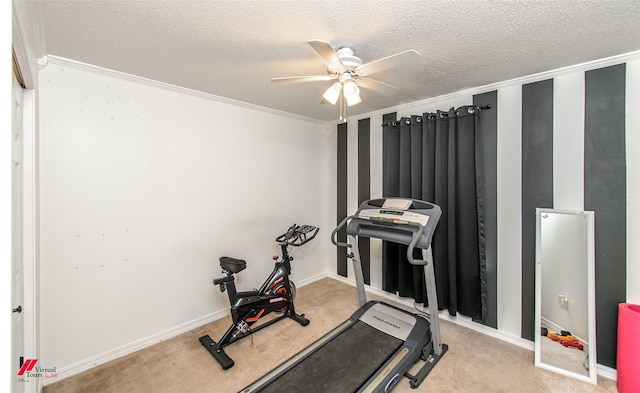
[[12, 0, 48, 89], [46, 55, 328, 126], [361, 50, 640, 121]]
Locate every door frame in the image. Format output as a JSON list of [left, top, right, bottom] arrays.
[[12, 1, 46, 392], [12, 78, 38, 393]]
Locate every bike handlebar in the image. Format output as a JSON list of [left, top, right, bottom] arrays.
[[276, 224, 319, 246]]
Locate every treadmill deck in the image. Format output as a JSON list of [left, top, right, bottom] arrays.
[[258, 321, 403, 392]]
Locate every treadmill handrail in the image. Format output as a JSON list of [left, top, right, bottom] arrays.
[[345, 199, 441, 251], [334, 215, 431, 267], [331, 215, 355, 249], [405, 222, 428, 266]]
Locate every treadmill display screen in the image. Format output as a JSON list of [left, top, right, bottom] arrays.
[[347, 198, 441, 250], [357, 208, 430, 226], [380, 210, 403, 216]]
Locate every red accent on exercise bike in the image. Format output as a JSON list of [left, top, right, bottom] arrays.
[[246, 308, 265, 322], [268, 277, 284, 291], [274, 285, 289, 311], [199, 224, 319, 370]]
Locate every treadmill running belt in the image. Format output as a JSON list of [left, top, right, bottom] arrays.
[[259, 321, 403, 393]]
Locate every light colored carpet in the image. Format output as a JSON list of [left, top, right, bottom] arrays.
[[540, 332, 590, 377], [43, 278, 617, 393]]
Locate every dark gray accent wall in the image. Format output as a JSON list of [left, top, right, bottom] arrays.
[[349, 63, 631, 370], [358, 118, 371, 284], [521, 79, 554, 341], [473, 91, 498, 329], [337, 122, 348, 277], [382, 113, 397, 197], [584, 64, 627, 368]]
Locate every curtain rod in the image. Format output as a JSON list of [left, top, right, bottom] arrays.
[[381, 104, 492, 127]]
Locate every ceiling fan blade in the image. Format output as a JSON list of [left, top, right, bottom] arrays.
[[307, 40, 346, 73], [357, 77, 399, 96], [357, 50, 420, 76], [271, 74, 337, 83]]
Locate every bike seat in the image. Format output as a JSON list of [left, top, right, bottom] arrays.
[[219, 256, 246, 274]]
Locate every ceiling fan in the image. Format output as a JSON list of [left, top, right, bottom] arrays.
[[272, 40, 421, 120]]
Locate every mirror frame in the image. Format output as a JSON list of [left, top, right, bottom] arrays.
[[534, 208, 597, 384]]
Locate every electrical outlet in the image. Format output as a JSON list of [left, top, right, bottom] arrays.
[[558, 295, 568, 310]]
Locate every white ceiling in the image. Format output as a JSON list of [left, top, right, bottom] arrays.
[[35, 0, 640, 122]]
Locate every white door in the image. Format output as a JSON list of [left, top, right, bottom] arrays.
[[12, 70, 26, 393]]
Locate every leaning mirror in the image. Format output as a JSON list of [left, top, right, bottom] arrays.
[[535, 208, 597, 384]]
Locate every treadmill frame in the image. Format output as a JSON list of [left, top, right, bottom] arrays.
[[239, 198, 447, 392], [342, 198, 444, 357]]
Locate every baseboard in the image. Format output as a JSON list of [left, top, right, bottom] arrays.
[[540, 317, 564, 336], [596, 364, 617, 381], [44, 272, 332, 386], [44, 310, 228, 385], [292, 272, 332, 288], [46, 273, 616, 385], [541, 316, 588, 347], [327, 273, 617, 381]]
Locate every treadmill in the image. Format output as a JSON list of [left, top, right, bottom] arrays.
[[239, 198, 447, 393]]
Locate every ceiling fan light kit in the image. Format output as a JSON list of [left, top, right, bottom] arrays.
[[345, 91, 361, 106], [322, 81, 342, 105], [272, 39, 420, 121], [342, 78, 360, 99]]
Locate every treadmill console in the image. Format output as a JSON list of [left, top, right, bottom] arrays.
[[356, 208, 430, 227], [346, 198, 441, 251]]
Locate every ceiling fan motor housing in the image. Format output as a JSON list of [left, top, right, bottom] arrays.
[[336, 47, 362, 70]]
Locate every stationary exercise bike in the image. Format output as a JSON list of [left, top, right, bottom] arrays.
[[199, 223, 319, 370]]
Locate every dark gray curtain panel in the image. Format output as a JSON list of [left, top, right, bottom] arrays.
[[383, 106, 486, 321]]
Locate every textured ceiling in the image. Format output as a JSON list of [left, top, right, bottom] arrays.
[[35, 0, 640, 122]]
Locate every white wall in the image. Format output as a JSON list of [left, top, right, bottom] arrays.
[[496, 85, 523, 338], [341, 52, 640, 347], [38, 60, 335, 376], [36, 51, 640, 381]]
